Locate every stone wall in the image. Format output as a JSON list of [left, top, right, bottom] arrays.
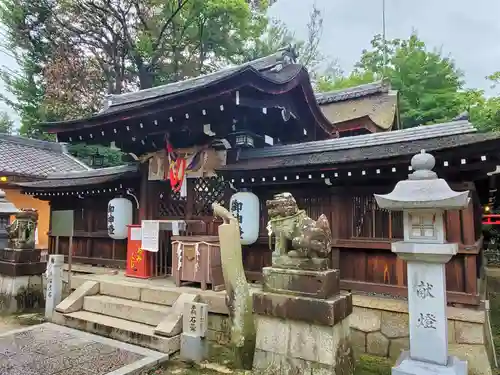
[[350, 295, 491, 375], [207, 313, 231, 345], [205, 293, 491, 374], [0, 274, 45, 313]]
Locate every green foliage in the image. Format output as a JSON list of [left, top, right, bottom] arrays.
[[0, 111, 14, 135], [242, 3, 329, 73], [0, 0, 271, 139], [0, 57, 55, 140], [470, 97, 500, 132], [357, 33, 464, 128], [465, 74, 500, 132], [315, 70, 376, 92], [316, 33, 468, 129], [354, 354, 392, 375], [66, 143, 124, 168], [0, 0, 60, 139]]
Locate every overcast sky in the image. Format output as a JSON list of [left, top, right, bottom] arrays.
[[0, 0, 499, 124], [270, 0, 500, 95]]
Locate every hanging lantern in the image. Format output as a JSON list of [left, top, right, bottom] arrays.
[[229, 191, 259, 245], [231, 131, 255, 148], [89, 150, 104, 167], [107, 197, 133, 240]]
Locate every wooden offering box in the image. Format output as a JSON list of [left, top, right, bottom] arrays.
[[171, 236, 224, 291]]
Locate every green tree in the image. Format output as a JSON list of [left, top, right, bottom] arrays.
[[49, 0, 269, 90], [0, 111, 14, 134], [361, 34, 464, 127], [243, 3, 331, 74], [471, 97, 500, 132], [0, 0, 67, 138], [315, 70, 375, 92], [317, 33, 465, 128], [457, 78, 500, 132], [0, 0, 273, 136], [67, 143, 124, 168]]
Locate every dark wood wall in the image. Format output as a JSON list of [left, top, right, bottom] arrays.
[[44, 173, 482, 305], [48, 194, 139, 268], [241, 182, 482, 306]]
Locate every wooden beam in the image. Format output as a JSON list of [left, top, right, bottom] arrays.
[[340, 280, 480, 306], [63, 256, 125, 268], [139, 163, 149, 221]]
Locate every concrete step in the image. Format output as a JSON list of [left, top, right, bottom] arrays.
[[53, 310, 180, 355], [83, 295, 171, 326], [97, 280, 181, 306]]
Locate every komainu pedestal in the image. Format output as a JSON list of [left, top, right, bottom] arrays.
[[0, 208, 45, 312], [252, 193, 354, 375]]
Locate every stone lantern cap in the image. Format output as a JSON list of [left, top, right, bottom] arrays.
[[0, 189, 18, 214], [375, 150, 469, 211]]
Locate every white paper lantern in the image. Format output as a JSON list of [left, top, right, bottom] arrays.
[[230, 191, 259, 245], [108, 197, 133, 240]]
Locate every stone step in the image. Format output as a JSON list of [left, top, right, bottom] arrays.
[[53, 310, 180, 355], [97, 280, 181, 306], [83, 295, 171, 326]]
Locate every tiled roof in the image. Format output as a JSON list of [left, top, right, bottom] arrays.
[[315, 81, 389, 105], [40, 47, 338, 142], [17, 164, 138, 189], [238, 120, 475, 160], [101, 48, 299, 114], [0, 134, 90, 177], [219, 121, 500, 171]]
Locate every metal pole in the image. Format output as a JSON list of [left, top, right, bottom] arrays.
[[382, 0, 387, 77], [68, 236, 73, 290]]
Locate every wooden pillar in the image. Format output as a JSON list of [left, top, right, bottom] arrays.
[[139, 163, 149, 221], [85, 199, 93, 258], [330, 194, 341, 269]]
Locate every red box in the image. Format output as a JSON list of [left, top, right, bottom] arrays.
[[125, 224, 152, 279]]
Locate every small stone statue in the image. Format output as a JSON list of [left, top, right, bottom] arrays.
[[266, 193, 332, 259], [6, 209, 38, 249]]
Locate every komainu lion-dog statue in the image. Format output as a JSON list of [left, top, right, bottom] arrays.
[[266, 192, 332, 259]]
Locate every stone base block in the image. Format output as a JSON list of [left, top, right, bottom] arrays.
[[253, 315, 354, 375], [0, 274, 45, 313], [272, 255, 330, 270], [180, 333, 208, 362], [263, 267, 340, 299], [0, 248, 41, 263], [253, 290, 352, 326], [0, 260, 46, 277], [392, 351, 467, 375]]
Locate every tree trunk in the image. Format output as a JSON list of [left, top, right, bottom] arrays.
[[212, 203, 255, 369]]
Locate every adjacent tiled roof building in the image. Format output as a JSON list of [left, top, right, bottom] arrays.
[[0, 134, 90, 178], [219, 120, 500, 172], [17, 164, 138, 190], [316, 80, 399, 133]]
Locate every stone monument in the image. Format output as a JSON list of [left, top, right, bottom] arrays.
[[252, 192, 354, 374], [45, 254, 64, 319], [0, 190, 46, 312], [180, 301, 209, 362], [375, 150, 469, 375]]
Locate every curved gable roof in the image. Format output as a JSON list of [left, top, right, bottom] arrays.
[[40, 49, 336, 139]]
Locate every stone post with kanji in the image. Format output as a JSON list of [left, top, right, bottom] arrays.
[[375, 150, 469, 375]]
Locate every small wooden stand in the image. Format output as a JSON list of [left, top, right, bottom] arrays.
[[171, 235, 224, 291]]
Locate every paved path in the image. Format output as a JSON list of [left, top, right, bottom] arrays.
[[0, 323, 168, 375]]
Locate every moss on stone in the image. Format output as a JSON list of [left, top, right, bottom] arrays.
[[486, 270, 500, 374], [0, 286, 45, 314], [354, 355, 392, 375], [142, 354, 392, 375]]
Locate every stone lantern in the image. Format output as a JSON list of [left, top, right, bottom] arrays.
[[0, 189, 19, 249], [375, 150, 469, 375]]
